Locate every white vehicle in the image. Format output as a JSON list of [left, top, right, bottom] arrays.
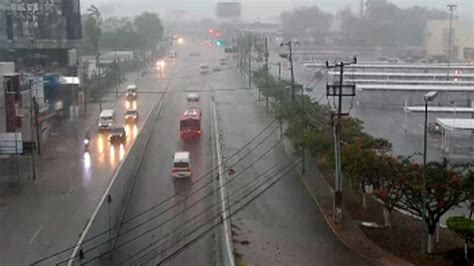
[[200, 64, 210, 74], [98, 109, 115, 130], [126, 84, 138, 99], [186, 93, 200, 105], [172, 151, 192, 178]]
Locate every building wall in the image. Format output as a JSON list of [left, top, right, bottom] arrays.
[[0, 0, 82, 50], [424, 19, 474, 61]]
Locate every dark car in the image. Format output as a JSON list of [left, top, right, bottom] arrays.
[[124, 109, 139, 123], [110, 127, 127, 143]]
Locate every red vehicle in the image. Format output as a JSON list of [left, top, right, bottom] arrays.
[[180, 108, 201, 140]]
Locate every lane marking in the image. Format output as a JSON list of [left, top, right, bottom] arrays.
[[28, 225, 44, 245], [212, 99, 235, 266], [66, 184, 75, 197]]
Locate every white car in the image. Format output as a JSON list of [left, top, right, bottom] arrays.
[[213, 65, 221, 72], [172, 151, 192, 178], [200, 64, 210, 74]]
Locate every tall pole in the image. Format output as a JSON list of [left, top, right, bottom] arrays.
[[97, 52, 102, 112], [248, 36, 252, 90], [239, 32, 243, 74], [334, 62, 344, 223], [289, 42, 295, 102], [447, 4, 457, 80], [33, 97, 41, 155], [264, 37, 269, 112], [29, 81, 36, 179], [278, 62, 281, 82], [422, 99, 428, 256], [326, 57, 357, 224]]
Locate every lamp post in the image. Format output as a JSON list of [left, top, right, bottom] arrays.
[[422, 90, 438, 256]]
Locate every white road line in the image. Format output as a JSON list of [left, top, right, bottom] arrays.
[[418, 123, 424, 129], [66, 183, 76, 197], [28, 225, 44, 245], [212, 99, 235, 266]]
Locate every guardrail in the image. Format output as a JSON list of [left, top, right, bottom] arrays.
[[66, 99, 163, 265]]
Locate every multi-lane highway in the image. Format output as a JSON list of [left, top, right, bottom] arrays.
[[3, 37, 374, 266], [98, 40, 371, 265], [0, 48, 167, 265]]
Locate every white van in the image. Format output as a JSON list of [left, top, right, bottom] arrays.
[[172, 151, 192, 178], [98, 109, 115, 130], [186, 93, 200, 105]]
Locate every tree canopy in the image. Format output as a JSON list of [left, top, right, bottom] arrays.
[[280, 6, 332, 35], [134, 12, 164, 51]]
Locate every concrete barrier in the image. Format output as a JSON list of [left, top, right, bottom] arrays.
[[66, 99, 163, 266]]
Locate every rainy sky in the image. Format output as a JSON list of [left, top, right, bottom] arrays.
[[80, 0, 473, 22]]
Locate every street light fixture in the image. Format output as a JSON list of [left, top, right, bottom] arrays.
[[422, 90, 438, 256]]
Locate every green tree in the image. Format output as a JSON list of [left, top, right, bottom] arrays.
[[84, 5, 102, 55], [397, 158, 469, 254], [280, 6, 332, 36], [134, 12, 164, 52]]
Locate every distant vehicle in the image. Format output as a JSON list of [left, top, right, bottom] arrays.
[[213, 64, 221, 72], [110, 126, 127, 143], [190, 52, 201, 56], [428, 122, 442, 135], [172, 151, 192, 178], [200, 64, 210, 74], [180, 108, 201, 140], [99, 109, 115, 130], [124, 109, 139, 122], [186, 93, 200, 106], [126, 84, 138, 100], [387, 58, 398, 63], [169, 51, 177, 58], [219, 58, 226, 66], [377, 56, 388, 62], [156, 59, 166, 71]]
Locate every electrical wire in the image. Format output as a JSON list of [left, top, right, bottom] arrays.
[[141, 161, 301, 266], [32, 91, 279, 265], [54, 137, 283, 265], [122, 155, 295, 266]]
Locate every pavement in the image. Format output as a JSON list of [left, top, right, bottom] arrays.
[[0, 61, 159, 265], [273, 59, 474, 226], [216, 65, 373, 265]]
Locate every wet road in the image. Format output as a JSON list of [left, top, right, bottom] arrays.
[[0, 57, 165, 264], [108, 41, 217, 265], [213, 63, 371, 265]]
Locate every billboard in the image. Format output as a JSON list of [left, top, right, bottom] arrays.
[[216, 2, 241, 18]]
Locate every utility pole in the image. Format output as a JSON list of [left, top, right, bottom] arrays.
[[33, 97, 41, 155], [447, 4, 457, 80], [29, 81, 36, 179], [326, 57, 357, 224], [239, 32, 243, 74], [97, 52, 102, 112], [264, 37, 269, 112], [280, 41, 298, 102], [248, 36, 252, 90], [277, 62, 281, 82]]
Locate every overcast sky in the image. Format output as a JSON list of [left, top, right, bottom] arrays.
[[80, 0, 473, 23]]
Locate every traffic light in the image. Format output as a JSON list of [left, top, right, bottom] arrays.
[[215, 40, 223, 47]]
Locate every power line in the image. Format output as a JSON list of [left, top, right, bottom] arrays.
[[55, 137, 283, 265], [147, 161, 300, 266], [122, 155, 296, 265], [32, 121, 278, 264]]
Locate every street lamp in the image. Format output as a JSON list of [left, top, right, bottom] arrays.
[[422, 90, 438, 256]]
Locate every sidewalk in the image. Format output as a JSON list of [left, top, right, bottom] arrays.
[[282, 137, 412, 266]]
